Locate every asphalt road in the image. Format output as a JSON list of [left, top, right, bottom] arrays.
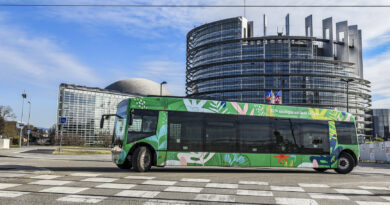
[[0, 147, 390, 205]]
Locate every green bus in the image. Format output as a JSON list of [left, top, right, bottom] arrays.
[[101, 97, 359, 174]]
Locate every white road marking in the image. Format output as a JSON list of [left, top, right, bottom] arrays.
[[275, 197, 318, 205], [195, 194, 235, 202], [70, 173, 101, 177], [237, 189, 273, 197], [29, 180, 71, 186], [125, 176, 155, 180], [0, 173, 26, 178], [81, 177, 118, 183], [30, 175, 61, 180], [144, 199, 190, 205], [309, 193, 349, 200], [239, 181, 269, 185], [359, 186, 390, 190], [298, 183, 329, 188], [271, 186, 305, 192], [96, 183, 136, 189], [0, 190, 28, 198], [116, 190, 160, 198], [57, 195, 106, 203], [383, 197, 390, 202], [164, 186, 203, 193], [335, 188, 374, 195], [356, 201, 390, 205], [180, 178, 210, 183], [142, 180, 176, 186], [39, 186, 89, 194], [205, 183, 238, 189], [0, 183, 21, 189]]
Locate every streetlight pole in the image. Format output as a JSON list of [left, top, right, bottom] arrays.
[[340, 78, 354, 112], [19, 91, 26, 148], [27, 100, 31, 147], [160, 81, 167, 96]]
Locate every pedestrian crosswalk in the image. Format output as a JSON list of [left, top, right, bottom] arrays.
[[0, 173, 389, 204]]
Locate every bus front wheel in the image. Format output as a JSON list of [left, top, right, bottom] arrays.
[[335, 152, 355, 174], [132, 146, 152, 172]]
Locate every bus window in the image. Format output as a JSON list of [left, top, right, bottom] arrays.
[[335, 122, 357, 145], [238, 116, 272, 153], [272, 118, 299, 153], [126, 110, 158, 144], [293, 119, 329, 154], [205, 114, 237, 152], [168, 112, 203, 151]]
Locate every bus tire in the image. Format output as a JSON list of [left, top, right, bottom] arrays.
[[132, 146, 152, 172], [335, 152, 355, 174], [313, 168, 327, 172], [117, 159, 132, 169]]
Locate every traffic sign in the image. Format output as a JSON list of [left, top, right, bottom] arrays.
[[60, 117, 67, 124], [27, 129, 31, 134], [16, 122, 24, 129]]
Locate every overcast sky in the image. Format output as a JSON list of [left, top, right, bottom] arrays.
[[0, 0, 389, 128]]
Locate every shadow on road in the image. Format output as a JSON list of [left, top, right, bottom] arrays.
[[42, 166, 337, 175]]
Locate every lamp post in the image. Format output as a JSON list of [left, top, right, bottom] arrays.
[[19, 91, 27, 148], [340, 78, 354, 112], [160, 81, 167, 96], [27, 100, 31, 147]]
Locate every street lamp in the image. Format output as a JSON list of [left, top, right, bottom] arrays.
[[19, 91, 27, 148], [160, 81, 167, 96], [27, 100, 31, 147], [340, 78, 354, 112]]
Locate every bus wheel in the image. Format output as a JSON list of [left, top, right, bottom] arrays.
[[313, 168, 327, 172], [132, 146, 152, 172], [335, 152, 355, 174], [117, 159, 132, 169]]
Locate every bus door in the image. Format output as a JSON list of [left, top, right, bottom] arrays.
[[237, 115, 271, 167], [204, 114, 237, 167]]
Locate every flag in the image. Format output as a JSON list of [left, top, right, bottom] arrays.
[[274, 90, 282, 104], [265, 90, 273, 104]]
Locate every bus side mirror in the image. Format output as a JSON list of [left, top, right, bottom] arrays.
[[129, 109, 134, 125], [100, 116, 105, 129]]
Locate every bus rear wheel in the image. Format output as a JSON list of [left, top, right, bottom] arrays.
[[313, 168, 327, 172], [335, 152, 355, 174], [132, 146, 152, 172]]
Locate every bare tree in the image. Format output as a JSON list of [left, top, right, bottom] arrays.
[[0, 105, 16, 135], [0, 106, 16, 120]]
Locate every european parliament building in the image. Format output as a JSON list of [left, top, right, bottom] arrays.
[[186, 15, 372, 138], [57, 78, 172, 145]]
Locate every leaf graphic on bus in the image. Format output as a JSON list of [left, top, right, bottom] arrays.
[[208, 101, 228, 113], [157, 125, 167, 149], [158, 141, 167, 150]]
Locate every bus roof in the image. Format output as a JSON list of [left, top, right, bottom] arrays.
[[128, 96, 355, 123]]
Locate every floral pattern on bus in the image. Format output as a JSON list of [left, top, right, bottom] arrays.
[[165, 152, 216, 166]]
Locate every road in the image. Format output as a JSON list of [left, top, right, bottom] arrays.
[[0, 147, 390, 205]]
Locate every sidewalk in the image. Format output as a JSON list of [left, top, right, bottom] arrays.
[[0, 146, 111, 162]]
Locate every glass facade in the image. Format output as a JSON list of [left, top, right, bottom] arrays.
[[372, 109, 390, 141], [186, 17, 371, 137], [57, 84, 134, 146]]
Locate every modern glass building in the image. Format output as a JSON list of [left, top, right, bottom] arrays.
[[57, 78, 172, 145], [372, 109, 390, 141], [186, 15, 372, 138]]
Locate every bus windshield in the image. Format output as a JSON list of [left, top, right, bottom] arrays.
[[112, 101, 128, 146]]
